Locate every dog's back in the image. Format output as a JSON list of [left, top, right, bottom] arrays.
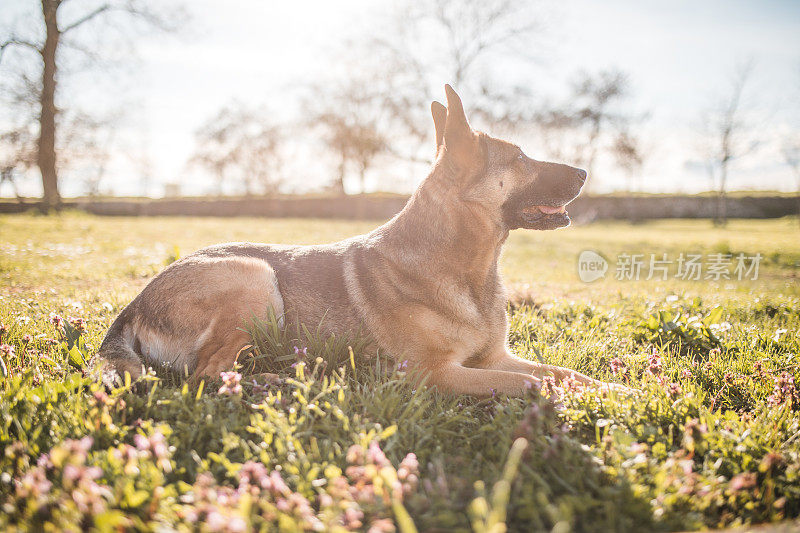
[[99, 237, 377, 379]]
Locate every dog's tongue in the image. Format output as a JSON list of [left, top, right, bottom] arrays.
[[536, 205, 565, 214]]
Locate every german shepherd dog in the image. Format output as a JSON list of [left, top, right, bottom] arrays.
[[99, 85, 618, 397]]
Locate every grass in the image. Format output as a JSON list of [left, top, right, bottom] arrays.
[[0, 212, 799, 532]]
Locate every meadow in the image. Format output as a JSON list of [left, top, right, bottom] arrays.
[[0, 212, 799, 532]]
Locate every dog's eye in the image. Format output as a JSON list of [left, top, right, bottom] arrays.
[[517, 153, 525, 161]]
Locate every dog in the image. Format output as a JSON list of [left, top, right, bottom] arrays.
[[99, 85, 616, 397]]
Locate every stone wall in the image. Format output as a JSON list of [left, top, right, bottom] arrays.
[[0, 195, 797, 220]]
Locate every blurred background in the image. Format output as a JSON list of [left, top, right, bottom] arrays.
[[0, 0, 798, 223]]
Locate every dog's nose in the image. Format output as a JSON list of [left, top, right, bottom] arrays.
[[575, 169, 587, 183]]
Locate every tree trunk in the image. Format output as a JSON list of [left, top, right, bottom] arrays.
[[716, 163, 728, 227], [332, 151, 346, 196], [796, 192, 800, 228], [796, 175, 800, 228], [359, 164, 367, 194], [625, 174, 636, 222], [582, 120, 602, 194], [38, 0, 60, 211]]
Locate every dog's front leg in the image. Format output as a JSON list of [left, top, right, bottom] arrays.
[[476, 348, 607, 388], [420, 360, 539, 398]]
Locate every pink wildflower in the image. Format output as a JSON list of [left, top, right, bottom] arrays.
[[667, 382, 682, 398], [68, 316, 86, 332], [49, 313, 63, 329], [730, 472, 757, 491], [218, 371, 242, 395], [609, 357, 627, 376], [767, 371, 799, 409], [133, 431, 172, 472], [647, 349, 662, 376]]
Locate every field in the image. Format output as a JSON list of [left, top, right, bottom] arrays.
[[1, 212, 799, 532]]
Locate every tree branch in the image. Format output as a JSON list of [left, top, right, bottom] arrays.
[[0, 37, 41, 64], [61, 4, 112, 34]]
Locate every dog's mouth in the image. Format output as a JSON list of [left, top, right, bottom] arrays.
[[517, 203, 571, 230]]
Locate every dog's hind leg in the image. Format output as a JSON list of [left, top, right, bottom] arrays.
[[188, 260, 284, 383], [97, 315, 146, 386], [191, 326, 258, 381], [99, 256, 284, 386]]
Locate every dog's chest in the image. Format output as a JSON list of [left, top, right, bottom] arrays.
[[434, 281, 507, 355], [438, 272, 503, 319], [439, 284, 482, 323]]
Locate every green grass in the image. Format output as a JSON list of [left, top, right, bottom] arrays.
[[1, 212, 799, 532]]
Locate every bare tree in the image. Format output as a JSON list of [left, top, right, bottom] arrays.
[[420, 0, 543, 88], [190, 103, 285, 196], [699, 61, 758, 226], [0, 77, 120, 199], [419, 0, 547, 131], [59, 110, 120, 196], [783, 138, 800, 225], [320, 0, 548, 179], [0, 0, 181, 210], [611, 128, 645, 221], [0, 126, 37, 202], [783, 64, 800, 225], [613, 130, 645, 193], [306, 78, 389, 195], [128, 129, 154, 197], [537, 68, 639, 190], [571, 70, 630, 181], [0, 48, 40, 201]]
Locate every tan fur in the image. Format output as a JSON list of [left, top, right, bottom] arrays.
[[99, 85, 622, 398], [101, 257, 283, 382]]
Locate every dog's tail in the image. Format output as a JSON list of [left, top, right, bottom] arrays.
[[97, 311, 144, 385]]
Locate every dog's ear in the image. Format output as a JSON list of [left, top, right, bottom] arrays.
[[431, 101, 447, 154], [443, 84, 480, 170]]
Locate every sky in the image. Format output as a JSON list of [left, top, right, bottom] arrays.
[[1, 0, 799, 197]]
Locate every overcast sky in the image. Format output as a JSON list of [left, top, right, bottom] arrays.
[[1, 0, 799, 197]]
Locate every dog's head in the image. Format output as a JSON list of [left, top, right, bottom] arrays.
[[431, 85, 586, 231]]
